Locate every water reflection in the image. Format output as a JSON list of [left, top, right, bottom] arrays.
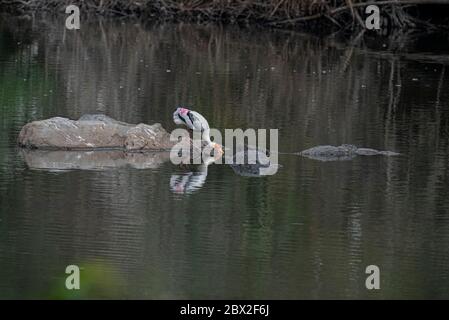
[[169, 157, 215, 195], [21, 147, 275, 195], [20, 149, 171, 171], [2, 16, 449, 299]]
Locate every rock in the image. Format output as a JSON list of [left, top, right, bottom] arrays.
[[299, 144, 400, 161], [18, 114, 176, 151], [78, 114, 132, 126], [124, 123, 173, 151]]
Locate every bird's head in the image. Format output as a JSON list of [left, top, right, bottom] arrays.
[[177, 107, 190, 116], [173, 107, 190, 125]]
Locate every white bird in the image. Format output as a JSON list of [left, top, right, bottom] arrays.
[[173, 107, 223, 155]]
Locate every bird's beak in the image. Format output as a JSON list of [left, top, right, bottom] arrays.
[[212, 143, 224, 157]]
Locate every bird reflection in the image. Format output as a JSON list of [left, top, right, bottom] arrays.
[[169, 154, 217, 195], [20, 106, 279, 196], [21, 145, 276, 196]]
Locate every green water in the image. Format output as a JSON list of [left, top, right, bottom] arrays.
[[1, 16, 449, 299]]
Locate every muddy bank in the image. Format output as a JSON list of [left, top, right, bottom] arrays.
[[2, 0, 449, 32]]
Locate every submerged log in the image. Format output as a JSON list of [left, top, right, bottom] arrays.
[[17, 114, 176, 151]]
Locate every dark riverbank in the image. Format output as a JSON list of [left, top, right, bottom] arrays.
[[2, 0, 449, 32]]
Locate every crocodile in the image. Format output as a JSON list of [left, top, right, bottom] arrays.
[[299, 144, 400, 161]]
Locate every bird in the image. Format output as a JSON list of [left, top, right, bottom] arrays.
[[173, 107, 223, 155]]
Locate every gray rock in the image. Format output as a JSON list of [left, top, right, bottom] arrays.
[[124, 123, 173, 151], [299, 144, 400, 161], [18, 114, 176, 151], [78, 113, 134, 127]]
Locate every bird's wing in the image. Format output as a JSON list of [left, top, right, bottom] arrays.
[[189, 111, 210, 131]]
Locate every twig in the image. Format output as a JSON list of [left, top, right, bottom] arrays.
[[270, 0, 449, 25]]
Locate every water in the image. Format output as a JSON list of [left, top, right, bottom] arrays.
[[1, 15, 449, 299]]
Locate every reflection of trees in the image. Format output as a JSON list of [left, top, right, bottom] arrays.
[[1, 17, 449, 298]]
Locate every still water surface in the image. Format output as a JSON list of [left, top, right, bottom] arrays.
[[1, 16, 449, 299]]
